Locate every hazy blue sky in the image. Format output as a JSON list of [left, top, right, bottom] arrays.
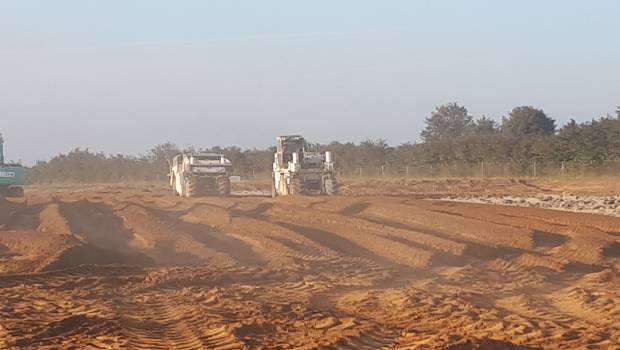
[[1, 1, 619, 164]]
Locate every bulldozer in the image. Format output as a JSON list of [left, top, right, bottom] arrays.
[[0, 134, 25, 197], [170, 152, 232, 197], [272, 135, 338, 197]]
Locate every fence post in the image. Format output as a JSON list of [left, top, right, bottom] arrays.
[[561, 161, 565, 175], [406, 165, 409, 176], [359, 165, 362, 178], [381, 165, 384, 176], [533, 162, 537, 177]]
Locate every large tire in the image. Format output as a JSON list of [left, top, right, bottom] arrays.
[[4, 186, 24, 198], [171, 176, 179, 196], [271, 179, 278, 198], [217, 176, 231, 197], [289, 177, 303, 195], [324, 177, 339, 196], [185, 177, 202, 198]]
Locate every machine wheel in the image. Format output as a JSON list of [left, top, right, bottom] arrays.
[[4, 186, 24, 198], [271, 180, 278, 198], [289, 177, 304, 195], [171, 176, 179, 196], [185, 177, 202, 198], [324, 177, 339, 196], [217, 176, 231, 197]]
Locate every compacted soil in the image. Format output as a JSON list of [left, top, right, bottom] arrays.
[[0, 182, 618, 349]]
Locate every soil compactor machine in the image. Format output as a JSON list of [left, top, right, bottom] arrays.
[[0, 134, 25, 197], [272, 135, 338, 197], [170, 152, 232, 197]]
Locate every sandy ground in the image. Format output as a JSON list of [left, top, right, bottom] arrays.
[[338, 177, 620, 197], [446, 194, 620, 218], [0, 180, 619, 349]]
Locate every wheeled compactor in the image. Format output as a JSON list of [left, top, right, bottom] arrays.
[[170, 152, 232, 197], [271, 135, 338, 197]]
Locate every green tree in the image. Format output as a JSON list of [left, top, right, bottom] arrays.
[[555, 119, 581, 161], [466, 115, 499, 135], [421, 103, 472, 142], [147, 142, 180, 175], [502, 106, 556, 136]]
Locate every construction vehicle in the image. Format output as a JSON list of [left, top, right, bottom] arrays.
[[170, 152, 233, 197], [272, 135, 338, 197], [0, 134, 25, 197]]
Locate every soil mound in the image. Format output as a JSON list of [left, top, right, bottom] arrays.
[[1, 184, 618, 349]]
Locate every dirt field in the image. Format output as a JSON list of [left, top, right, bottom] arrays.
[[1, 180, 619, 349]]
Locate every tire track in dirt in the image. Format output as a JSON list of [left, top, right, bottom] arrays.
[[413, 200, 619, 267], [264, 204, 434, 268], [1, 186, 619, 349], [119, 295, 236, 350], [179, 204, 333, 266]]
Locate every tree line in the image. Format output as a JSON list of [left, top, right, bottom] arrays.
[[26, 104, 620, 183]]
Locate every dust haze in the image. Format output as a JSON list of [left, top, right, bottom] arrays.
[[1, 179, 619, 348], [2, 1, 620, 349]]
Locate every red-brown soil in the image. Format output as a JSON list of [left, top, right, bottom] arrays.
[[0, 182, 618, 349]]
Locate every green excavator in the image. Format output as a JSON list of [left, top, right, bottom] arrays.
[[0, 134, 25, 197]]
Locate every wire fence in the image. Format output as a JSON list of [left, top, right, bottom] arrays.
[[329, 160, 620, 179], [235, 160, 620, 180], [26, 159, 620, 185]]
